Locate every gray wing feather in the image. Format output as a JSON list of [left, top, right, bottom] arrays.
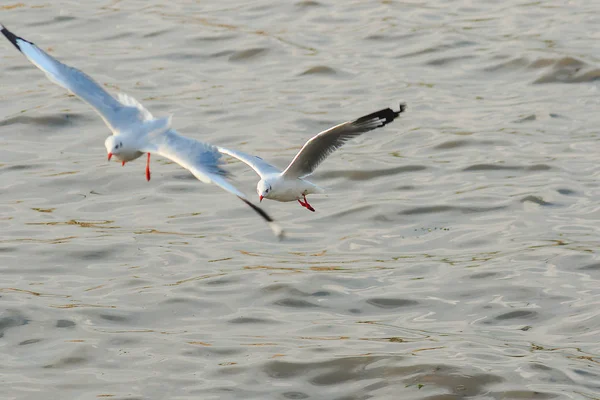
[[282, 103, 406, 179], [218, 147, 282, 178], [144, 130, 284, 238], [1, 24, 146, 133]]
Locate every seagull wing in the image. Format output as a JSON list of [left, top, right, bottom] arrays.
[[1, 23, 151, 134], [282, 103, 406, 179], [218, 147, 282, 178], [143, 130, 284, 238]]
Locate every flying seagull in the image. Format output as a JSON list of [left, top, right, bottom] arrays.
[[1, 23, 283, 237], [218, 103, 406, 211]]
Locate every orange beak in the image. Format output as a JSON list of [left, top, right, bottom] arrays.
[[259, 195, 263, 202], [107, 152, 113, 161]]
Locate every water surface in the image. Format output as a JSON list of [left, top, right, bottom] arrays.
[[1, 1, 599, 399]]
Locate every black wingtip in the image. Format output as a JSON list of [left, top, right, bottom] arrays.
[[354, 102, 407, 127], [397, 102, 407, 115], [0, 23, 32, 52], [239, 196, 274, 222], [237, 196, 285, 239]]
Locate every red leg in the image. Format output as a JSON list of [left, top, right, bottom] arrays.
[[122, 161, 126, 166], [302, 195, 315, 212], [145, 153, 151, 181]]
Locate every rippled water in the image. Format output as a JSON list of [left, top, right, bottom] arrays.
[[1, 1, 600, 399]]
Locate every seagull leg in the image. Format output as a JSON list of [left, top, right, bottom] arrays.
[[145, 153, 151, 181], [301, 195, 316, 212], [122, 161, 126, 166]]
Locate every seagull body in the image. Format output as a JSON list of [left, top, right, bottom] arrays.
[[219, 104, 406, 211], [1, 23, 283, 237]]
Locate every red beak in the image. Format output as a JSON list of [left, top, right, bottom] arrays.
[[107, 152, 113, 161], [259, 195, 263, 202]]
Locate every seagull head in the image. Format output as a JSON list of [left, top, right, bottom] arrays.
[[105, 135, 140, 162], [257, 179, 272, 202]]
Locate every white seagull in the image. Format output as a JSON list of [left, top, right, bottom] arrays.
[[1, 23, 283, 238], [218, 104, 406, 211]]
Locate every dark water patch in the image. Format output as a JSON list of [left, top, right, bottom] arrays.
[[394, 185, 417, 191], [99, 313, 130, 323], [533, 57, 600, 84], [19, 338, 42, 346], [228, 48, 269, 62], [101, 32, 135, 41], [191, 33, 239, 42], [549, 113, 566, 119], [469, 272, 498, 279], [0, 311, 29, 338], [228, 316, 279, 324], [282, 392, 309, 399], [184, 345, 244, 358], [493, 390, 557, 399], [434, 139, 509, 150], [426, 55, 476, 66], [0, 113, 90, 127], [529, 363, 576, 386], [43, 356, 87, 369], [398, 40, 477, 59], [408, 370, 504, 398], [514, 114, 537, 123], [260, 283, 307, 297], [365, 33, 417, 42], [204, 276, 240, 286], [156, 51, 208, 62], [30, 15, 78, 27], [494, 310, 538, 321], [579, 262, 600, 271], [484, 56, 530, 72], [485, 56, 599, 83], [318, 165, 426, 181], [463, 164, 551, 172], [520, 195, 554, 206], [514, 113, 568, 122], [400, 204, 507, 215], [557, 188, 576, 196], [263, 356, 389, 380], [0, 247, 17, 253], [143, 29, 172, 38], [367, 298, 419, 309], [264, 357, 503, 398], [273, 298, 321, 308], [295, 0, 323, 7], [70, 249, 114, 261], [210, 50, 236, 58], [0, 164, 45, 172], [56, 319, 75, 328], [529, 164, 552, 171], [299, 66, 337, 76]]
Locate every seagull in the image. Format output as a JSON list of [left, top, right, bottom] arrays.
[[0, 23, 164, 181], [1, 23, 283, 238], [218, 104, 406, 211]]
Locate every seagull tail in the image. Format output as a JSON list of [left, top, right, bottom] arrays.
[[237, 197, 285, 240]]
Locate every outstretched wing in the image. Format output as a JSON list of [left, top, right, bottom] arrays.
[[1, 23, 149, 134], [218, 147, 282, 178], [282, 103, 406, 179], [143, 130, 284, 238]]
